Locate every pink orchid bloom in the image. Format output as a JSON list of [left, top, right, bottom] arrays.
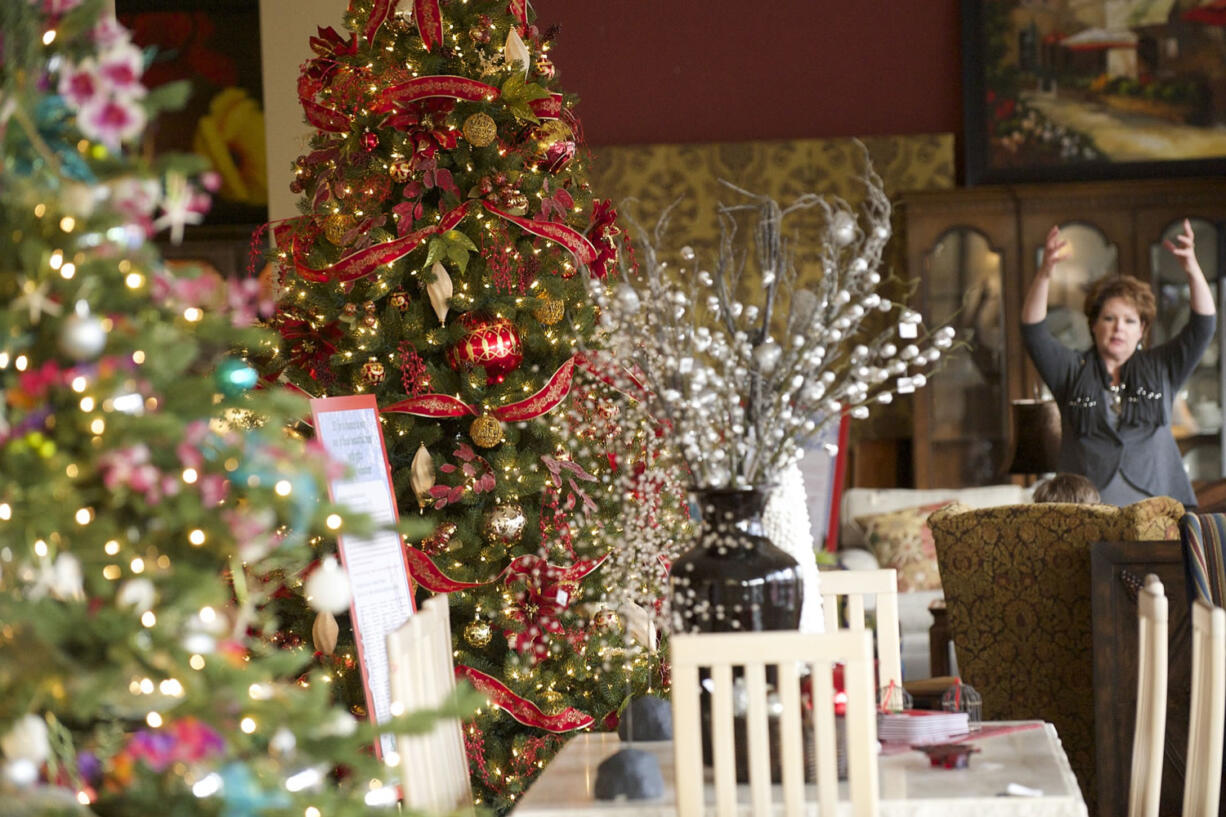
[[91, 16, 130, 49], [197, 474, 229, 507], [226, 277, 275, 327], [40, 0, 83, 15], [58, 59, 100, 108], [78, 93, 146, 150], [96, 42, 146, 98]]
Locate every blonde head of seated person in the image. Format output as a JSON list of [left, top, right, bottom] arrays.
[[1034, 472, 1101, 504]]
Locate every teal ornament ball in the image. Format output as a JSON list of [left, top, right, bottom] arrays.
[[215, 357, 259, 397]]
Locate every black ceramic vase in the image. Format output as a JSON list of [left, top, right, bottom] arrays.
[[669, 487, 803, 634]]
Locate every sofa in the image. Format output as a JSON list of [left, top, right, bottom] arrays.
[[833, 483, 1033, 680]]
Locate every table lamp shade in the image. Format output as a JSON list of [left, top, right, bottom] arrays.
[[1006, 399, 1062, 475]]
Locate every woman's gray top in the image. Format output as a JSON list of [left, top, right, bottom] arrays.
[[1021, 312, 1215, 507]]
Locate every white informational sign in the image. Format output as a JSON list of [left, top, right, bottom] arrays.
[[797, 413, 849, 553], [310, 395, 415, 758]]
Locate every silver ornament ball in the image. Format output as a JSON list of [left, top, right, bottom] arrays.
[[60, 301, 106, 361]]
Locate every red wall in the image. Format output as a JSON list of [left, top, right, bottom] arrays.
[[535, 0, 964, 146]]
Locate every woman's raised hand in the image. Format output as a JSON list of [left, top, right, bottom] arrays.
[[1163, 218, 1203, 278], [1038, 225, 1070, 278]]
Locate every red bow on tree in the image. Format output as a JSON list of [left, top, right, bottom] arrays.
[[502, 556, 579, 660]]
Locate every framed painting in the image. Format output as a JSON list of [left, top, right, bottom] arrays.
[[116, 0, 267, 226], [962, 0, 1226, 185]]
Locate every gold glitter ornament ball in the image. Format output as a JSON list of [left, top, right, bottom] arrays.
[[323, 213, 355, 245], [539, 689, 565, 716], [483, 502, 526, 544], [592, 608, 622, 631], [469, 413, 503, 448], [532, 295, 565, 325], [361, 360, 386, 386], [462, 112, 498, 147], [388, 159, 413, 183], [464, 620, 493, 648]]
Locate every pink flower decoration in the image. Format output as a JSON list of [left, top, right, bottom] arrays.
[[40, 0, 83, 15], [225, 277, 275, 328], [92, 16, 130, 49], [78, 94, 146, 150], [222, 506, 279, 561], [57, 59, 100, 108], [96, 43, 146, 97], [197, 474, 229, 507]]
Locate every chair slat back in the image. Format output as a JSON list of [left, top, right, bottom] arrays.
[[670, 630, 879, 817], [387, 594, 473, 815], [1183, 599, 1226, 817], [1127, 574, 1168, 817], [819, 569, 902, 693]]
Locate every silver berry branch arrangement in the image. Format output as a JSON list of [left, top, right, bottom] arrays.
[[587, 153, 955, 489]]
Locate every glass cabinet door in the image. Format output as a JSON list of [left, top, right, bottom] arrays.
[[1148, 218, 1223, 483], [921, 227, 1007, 485]]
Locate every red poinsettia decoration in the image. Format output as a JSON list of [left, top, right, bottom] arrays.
[[298, 26, 359, 102], [503, 556, 578, 660], [276, 312, 342, 378], [586, 199, 622, 279]]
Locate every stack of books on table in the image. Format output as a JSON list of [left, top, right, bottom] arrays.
[[877, 710, 970, 745]]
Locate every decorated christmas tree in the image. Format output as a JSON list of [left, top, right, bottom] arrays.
[[262, 0, 668, 810], [0, 2, 472, 815]]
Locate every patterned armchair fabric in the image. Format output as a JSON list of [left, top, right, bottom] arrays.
[[928, 496, 1184, 806], [1180, 512, 1226, 606]]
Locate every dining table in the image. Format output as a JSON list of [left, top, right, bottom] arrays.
[[510, 721, 1089, 817]]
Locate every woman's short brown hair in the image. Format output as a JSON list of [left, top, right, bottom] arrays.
[[1083, 275, 1156, 341]]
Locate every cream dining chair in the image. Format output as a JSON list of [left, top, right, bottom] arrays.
[[1183, 599, 1226, 817], [387, 593, 474, 816], [819, 568, 902, 697], [670, 629, 879, 817], [1128, 574, 1168, 817]]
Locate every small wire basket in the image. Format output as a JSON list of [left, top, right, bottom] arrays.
[[877, 680, 912, 713], [940, 678, 982, 731]]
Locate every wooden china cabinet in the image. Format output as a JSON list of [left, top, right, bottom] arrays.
[[901, 177, 1226, 490]]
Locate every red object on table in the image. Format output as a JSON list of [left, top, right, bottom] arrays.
[[914, 742, 980, 769]]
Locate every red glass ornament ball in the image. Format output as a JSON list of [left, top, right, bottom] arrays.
[[447, 314, 523, 383]]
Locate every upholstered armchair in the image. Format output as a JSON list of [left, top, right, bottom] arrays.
[[928, 497, 1184, 808]]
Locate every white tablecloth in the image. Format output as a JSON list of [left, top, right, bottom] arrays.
[[511, 722, 1088, 817]]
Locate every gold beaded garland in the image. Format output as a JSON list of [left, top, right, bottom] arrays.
[[532, 295, 565, 325], [469, 413, 503, 448], [462, 112, 498, 147]]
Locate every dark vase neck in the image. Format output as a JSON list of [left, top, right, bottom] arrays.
[[692, 488, 770, 540]]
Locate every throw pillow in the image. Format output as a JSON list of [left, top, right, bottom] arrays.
[[855, 501, 953, 592]]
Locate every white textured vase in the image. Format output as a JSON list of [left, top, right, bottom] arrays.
[[763, 461, 824, 633]]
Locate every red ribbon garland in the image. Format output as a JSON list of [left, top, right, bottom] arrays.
[[529, 93, 564, 120], [274, 202, 471, 284], [364, 0, 399, 43], [382, 353, 577, 423], [278, 199, 598, 285], [456, 665, 594, 732], [302, 98, 352, 133], [507, 0, 528, 28], [378, 75, 500, 111], [413, 0, 443, 51], [482, 201, 597, 266], [404, 549, 605, 596]]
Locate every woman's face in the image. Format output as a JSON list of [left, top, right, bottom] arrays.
[[1092, 296, 1144, 366]]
